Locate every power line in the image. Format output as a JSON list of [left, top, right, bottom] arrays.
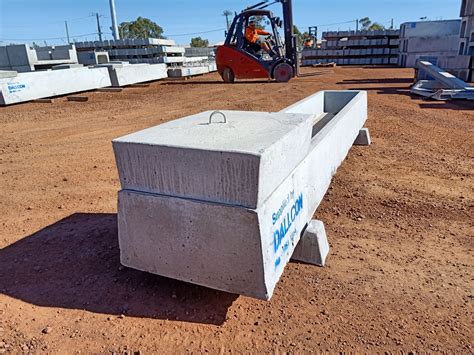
[[166, 28, 226, 37], [0, 32, 99, 41], [297, 20, 356, 28]]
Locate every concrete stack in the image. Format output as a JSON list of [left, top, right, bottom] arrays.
[[0, 44, 78, 72], [302, 30, 400, 66], [112, 90, 368, 300], [460, 0, 474, 57], [75, 38, 184, 65], [75, 38, 217, 78], [398, 1, 474, 82], [398, 20, 461, 68]]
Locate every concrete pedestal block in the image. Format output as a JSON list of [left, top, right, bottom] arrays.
[[113, 90, 368, 300], [291, 220, 329, 266], [353, 128, 371, 145]]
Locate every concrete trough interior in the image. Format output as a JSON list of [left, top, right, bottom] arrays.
[[113, 90, 368, 300]]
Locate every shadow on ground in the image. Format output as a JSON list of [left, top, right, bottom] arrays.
[[162, 80, 275, 85], [418, 101, 474, 110], [0, 213, 238, 325], [337, 78, 414, 85], [346, 86, 413, 96]]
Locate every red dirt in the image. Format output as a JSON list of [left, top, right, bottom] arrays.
[[0, 66, 472, 353]]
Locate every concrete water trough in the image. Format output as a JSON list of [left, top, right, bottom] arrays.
[[95, 62, 168, 87], [112, 90, 369, 300], [0, 67, 111, 105]]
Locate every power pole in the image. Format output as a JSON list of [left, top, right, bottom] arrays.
[[96, 13, 103, 41], [65, 21, 70, 43], [356, 19, 359, 32], [391, 18, 394, 29], [109, 0, 120, 40]]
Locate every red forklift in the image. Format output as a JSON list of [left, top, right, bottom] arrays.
[[216, 0, 298, 83]]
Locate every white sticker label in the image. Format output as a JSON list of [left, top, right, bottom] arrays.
[[7, 82, 27, 93]]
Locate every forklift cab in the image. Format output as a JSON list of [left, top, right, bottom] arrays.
[[216, 2, 297, 83], [228, 10, 284, 60]]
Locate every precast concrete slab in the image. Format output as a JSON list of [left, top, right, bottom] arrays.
[[208, 62, 217, 72], [52, 64, 84, 70], [77, 51, 109, 65], [159, 56, 185, 64], [99, 63, 168, 87], [113, 90, 368, 299], [0, 67, 111, 105], [167, 66, 210, 77], [0, 70, 18, 79]]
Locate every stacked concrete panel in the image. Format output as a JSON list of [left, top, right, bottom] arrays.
[[0, 67, 111, 105], [112, 90, 368, 300], [0, 44, 78, 72], [460, 0, 474, 57], [75, 38, 185, 67], [302, 30, 400, 66], [398, 20, 461, 68], [184, 47, 216, 58], [399, 2, 474, 82], [95, 62, 168, 87], [75, 38, 216, 78], [77, 51, 110, 65]]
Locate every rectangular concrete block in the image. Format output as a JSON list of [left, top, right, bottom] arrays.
[[167, 66, 209, 77], [114, 90, 368, 299], [113, 110, 315, 209], [100, 63, 168, 87], [291, 220, 329, 266], [0, 67, 111, 105], [0, 70, 17, 79]]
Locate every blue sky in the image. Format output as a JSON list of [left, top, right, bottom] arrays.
[[0, 0, 461, 46]]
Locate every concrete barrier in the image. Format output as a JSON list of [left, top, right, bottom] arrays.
[[113, 90, 368, 299], [95, 62, 168, 87], [0, 67, 111, 105]]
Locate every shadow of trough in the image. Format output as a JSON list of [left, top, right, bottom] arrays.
[[0, 213, 238, 325]]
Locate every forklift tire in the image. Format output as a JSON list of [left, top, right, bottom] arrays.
[[222, 68, 235, 83], [273, 62, 293, 82]]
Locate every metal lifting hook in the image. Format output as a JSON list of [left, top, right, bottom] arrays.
[[208, 111, 227, 124]]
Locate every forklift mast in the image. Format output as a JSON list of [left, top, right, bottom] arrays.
[[281, 0, 296, 63]]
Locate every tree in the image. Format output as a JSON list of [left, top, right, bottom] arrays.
[[119, 17, 164, 39], [223, 10, 233, 30], [293, 25, 305, 47], [190, 37, 209, 47], [359, 17, 385, 31]]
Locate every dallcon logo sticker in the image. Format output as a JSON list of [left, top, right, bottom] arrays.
[[271, 190, 304, 269], [7, 83, 27, 94]]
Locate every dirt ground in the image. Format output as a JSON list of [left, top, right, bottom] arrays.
[[0, 66, 472, 354]]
